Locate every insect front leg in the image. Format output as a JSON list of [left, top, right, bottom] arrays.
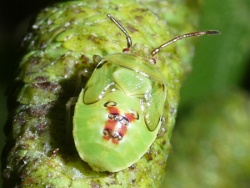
[[65, 97, 78, 147], [73, 55, 102, 96], [65, 55, 102, 149], [65, 71, 87, 143]]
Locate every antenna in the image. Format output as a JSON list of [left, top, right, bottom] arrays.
[[151, 30, 220, 56], [107, 14, 132, 49]]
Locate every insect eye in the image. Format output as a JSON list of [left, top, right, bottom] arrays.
[[122, 48, 130, 53], [104, 101, 117, 107], [149, 58, 156, 65]]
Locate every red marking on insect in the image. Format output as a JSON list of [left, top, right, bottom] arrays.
[[103, 105, 137, 144], [124, 113, 137, 122], [107, 106, 119, 115]]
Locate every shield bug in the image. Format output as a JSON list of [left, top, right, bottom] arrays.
[[71, 14, 219, 172]]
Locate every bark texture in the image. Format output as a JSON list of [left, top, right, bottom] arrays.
[[2, 0, 198, 187]]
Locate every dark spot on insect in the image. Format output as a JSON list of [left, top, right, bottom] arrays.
[[119, 116, 129, 126], [131, 179, 136, 184], [103, 129, 123, 141], [104, 101, 117, 107], [108, 114, 119, 120]]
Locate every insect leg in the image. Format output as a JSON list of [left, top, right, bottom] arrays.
[[65, 97, 78, 147]]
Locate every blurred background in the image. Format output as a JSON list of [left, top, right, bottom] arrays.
[[0, 0, 250, 187], [162, 0, 250, 187]]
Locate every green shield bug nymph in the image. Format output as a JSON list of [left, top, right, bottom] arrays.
[[71, 14, 219, 172]]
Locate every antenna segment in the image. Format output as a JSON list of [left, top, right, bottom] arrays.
[[107, 14, 132, 49], [151, 30, 220, 56]]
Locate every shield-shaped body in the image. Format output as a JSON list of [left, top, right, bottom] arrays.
[[73, 53, 167, 172]]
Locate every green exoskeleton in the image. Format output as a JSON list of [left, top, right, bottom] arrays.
[[70, 14, 219, 172]]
